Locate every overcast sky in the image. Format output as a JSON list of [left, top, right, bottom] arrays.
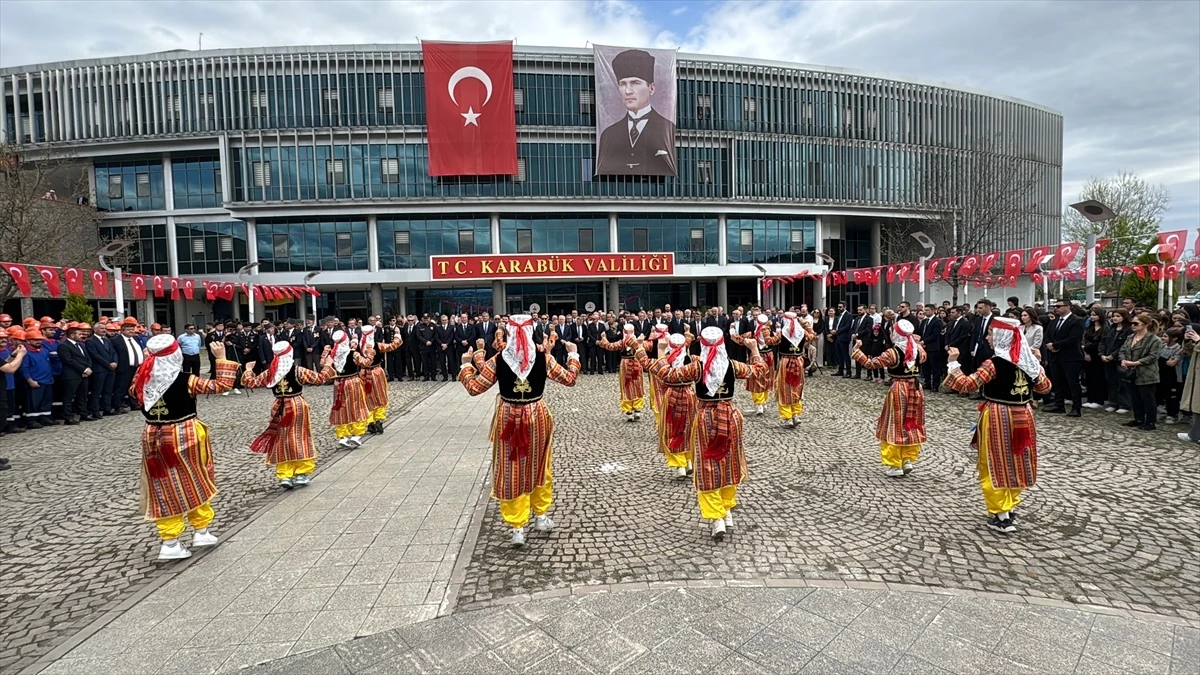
[[2, 0, 1197, 233]]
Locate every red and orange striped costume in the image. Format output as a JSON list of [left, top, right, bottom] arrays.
[[731, 333, 774, 396], [362, 338, 401, 420], [852, 346, 927, 446], [600, 339, 645, 412], [139, 360, 237, 521], [242, 365, 332, 468], [330, 350, 373, 429], [765, 328, 814, 420]]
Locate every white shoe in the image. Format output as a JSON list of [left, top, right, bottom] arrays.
[[902, 460, 914, 474], [294, 474, 312, 486], [756, 405, 765, 416], [711, 519, 726, 540], [1104, 406, 1116, 413], [511, 528, 526, 547], [1165, 416, 1178, 425], [1178, 433, 1195, 442], [788, 417, 797, 428], [1116, 409, 1130, 415], [675, 467, 687, 479], [348, 436, 363, 448], [279, 478, 294, 489], [723, 511, 735, 531], [192, 529, 219, 547], [337, 437, 352, 448], [233, 389, 242, 395], [221, 391, 230, 396], [626, 413, 634, 422], [885, 467, 905, 478], [633, 411, 642, 420], [1082, 402, 1099, 409], [534, 515, 555, 532], [157, 541, 191, 560]]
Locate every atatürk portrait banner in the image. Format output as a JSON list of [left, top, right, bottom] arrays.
[[593, 44, 678, 177]]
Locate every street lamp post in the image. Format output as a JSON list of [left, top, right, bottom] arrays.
[[304, 271, 321, 319], [1149, 244, 1170, 309], [237, 262, 260, 324], [1037, 254, 1055, 305], [97, 240, 135, 319], [1069, 200, 1115, 305]]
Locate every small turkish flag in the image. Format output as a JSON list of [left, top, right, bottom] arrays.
[[204, 282, 217, 301], [422, 41, 518, 177], [91, 269, 109, 297], [64, 268, 85, 295], [219, 282, 236, 301], [131, 274, 147, 300], [169, 278, 180, 300], [979, 252, 999, 274], [35, 266, 62, 297], [183, 279, 195, 300], [1158, 230, 1187, 262], [1187, 261, 1200, 279], [1024, 246, 1052, 274], [4, 263, 32, 296], [886, 265, 897, 283], [958, 255, 980, 277], [1051, 243, 1080, 270], [926, 258, 942, 279], [1003, 250, 1024, 275], [897, 264, 911, 283], [941, 257, 960, 281], [152, 275, 165, 298]]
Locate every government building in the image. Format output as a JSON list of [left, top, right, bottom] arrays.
[[0, 44, 1063, 325]]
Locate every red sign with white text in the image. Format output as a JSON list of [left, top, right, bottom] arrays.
[[431, 253, 675, 280]]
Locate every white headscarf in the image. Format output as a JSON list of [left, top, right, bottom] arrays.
[[267, 340, 295, 388], [781, 311, 803, 347], [331, 330, 350, 372], [699, 326, 729, 397], [667, 333, 687, 368], [138, 334, 183, 411], [892, 319, 917, 368], [502, 314, 536, 380], [989, 316, 1042, 379], [623, 323, 636, 337], [755, 313, 770, 347], [360, 324, 376, 349], [649, 323, 669, 342]]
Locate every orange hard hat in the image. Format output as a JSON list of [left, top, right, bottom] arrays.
[[39, 316, 54, 325], [66, 321, 79, 329], [151, 323, 162, 330], [23, 317, 36, 328], [0, 314, 11, 322], [77, 322, 92, 331], [121, 317, 138, 326], [7, 328, 26, 340], [24, 328, 42, 339]]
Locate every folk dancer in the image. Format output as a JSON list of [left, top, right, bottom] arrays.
[[645, 323, 669, 424], [329, 329, 374, 449], [359, 324, 401, 435], [765, 311, 814, 427], [944, 317, 1052, 533], [851, 319, 927, 477], [241, 341, 335, 488], [637, 332, 696, 479], [643, 327, 767, 540], [458, 315, 581, 547], [134, 335, 238, 560], [599, 323, 646, 421], [731, 314, 774, 416]]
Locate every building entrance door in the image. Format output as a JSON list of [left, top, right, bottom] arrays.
[[546, 294, 576, 316]]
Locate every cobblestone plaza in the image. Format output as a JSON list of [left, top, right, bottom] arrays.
[[2, 373, 1197, 674]]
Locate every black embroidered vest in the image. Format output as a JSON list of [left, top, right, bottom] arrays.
[[333, 354, 359, 379], [495, 352, 547, 404], [982, 358, 1033, 405], [887, 347, 921, 379], [370, 346, 386, 368], [142, 374, 196, 425], [777, 334, 806, 356], [272, 367, 303, 398], [695, 362, 737, 402]]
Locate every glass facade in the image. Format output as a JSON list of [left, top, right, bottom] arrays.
[[618, 215, 718, 265], [176, 221, 248, 275], [499, 214, 609, 254], [618, 282, 692, 313], [100, 223, 168, 275], [406, 286, 494, 318], [726, 217, 817, 264], [505, 283, 605, 317], [95, 160, 165, 212], [256, 218, 368, 272], [377, 216, 491, 269], [171, 155, 223, 209]]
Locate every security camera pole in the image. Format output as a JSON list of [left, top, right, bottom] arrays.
[[97, 239, 135, 319], [1068, 200, 1114, 305]]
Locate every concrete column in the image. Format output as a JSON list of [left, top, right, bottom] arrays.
[[298, 297, 308, 322], [19, 297, 34, 319], [370, 283, 383, 317], [608, 279, 620, 313], [870, 219, 882, 306], [717, 214, 728, 266], [815, 216, 828, 311], [690, 279, 698, 307], [609, 214, 618, 252], [717, 277, 728, 309], [367, 216, 380, 273], [397, 285, 407, 316], [490, 214, 501, 254], [491, 280, 504, 313]]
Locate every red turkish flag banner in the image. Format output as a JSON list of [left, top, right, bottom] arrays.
[[3, 263, 32, 296], [1003, 250, 1025, 275], [152, 275, 165, 298], [422, 41, 518, 177], [1134, 266, 1147, 279], [1167, 262, 1181, 278], [1149, 265, 1163, 281], [886, 265, 897, 283], [183, 279, 195, 300], [35, 266, 62, 297], [1024, 246, 1052, 274], [1030, 272, 1043, 285], [204, 282, 217, 301], [131, 274, 147, 300], [64, 268, 85, 295], [219, 283, 236, 301], [169, 278, 180, 300], [940, 257, 960, 280], [958, 255, 980, 277], [1096, 238, 1113, 255], [1051, 242, 1081, 270], [90, 269, 109, 297], [979, 252, 1000, 273], [1187, 261, 1200, 279], [926, 258, 942, 279], [897, 264, 911, 283], [1158, 230, 1188, 262]]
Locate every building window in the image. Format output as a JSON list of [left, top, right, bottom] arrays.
[[742, 97, 757, 121], [516, 229, 533, 253], [579, 89, 594, 114], [203, 93, 215, 119], [272, 233, 289, 258], [513, 88, 524, 112], [867, 108, 879, 128], [219, 236, 233, 253], [516, 157, 527, 182], [790, 230, 805, 252], [381, 158, 399, 183], [107, 174, 123, 199], [740, 229, 754, 251], [697, 94, 713, 119], [633, 228, 649, 252], [394, 230, 411, 255], [169, 96, 182, 120], [335, 232, 352, 257], [253, 161, 271, 187], [843, 105, 854, 128], [214, 168, 222, 194], [578, 228, 594, 252], [807, 161, 822, 186], [581, 157, 593, 182], [864, 165, 877, 190], [458, 230, 474, 254], [803, 102, 814, 122], [251, 91, 267, 113], [322, 89, 339, 116], [377, 88, 395, 111], [191, 238, 206, 255], [697, 160, 712, 185], [690, 228, 705, 251], [135, 173, 151, 198], [326, 159, 345, 185]]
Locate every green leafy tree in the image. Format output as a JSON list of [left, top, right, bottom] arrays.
[[1118, 252, 1162, 309], [62, 293, 93, 323], [1063, 172, 1170, 289]]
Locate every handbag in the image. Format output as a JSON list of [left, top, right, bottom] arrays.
[[1117, 364, 1137, 382]]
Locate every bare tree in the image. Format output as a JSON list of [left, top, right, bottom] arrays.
[[0, 142, 103, 306], [881, 135, 1045, 304], [1063, 171, 1170, 290]]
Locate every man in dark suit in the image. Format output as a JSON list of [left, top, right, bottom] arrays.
[[434, 314, 455, 381], [112, 318, 143, 412], [847, 306, 871, 378], [57, 324, 92, 424], [257, 322, 279, 367], [473, 313, 498, 361], [918, 306, 945, 391], [452, 314, 472, 367], [943, 306, 973, 380], [667, 310, 684, 336], [1044, 300, 1085, 416], [585, 314, 607, 374], [400, 316, 419, 380], [596, 49, 677, 176], [415, 315, 437, 381], [204, 322, 226, 376], [86, 322, 118, 417], [830, 302, 853, 377], [970, 300, 997, 373], [297, 319, 318, 371]]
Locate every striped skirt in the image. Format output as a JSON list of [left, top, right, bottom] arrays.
[[488, 399, 554, 501], [252, 396, 318, 466], [875, 378, 927, 446], [329, 376, 370, 427], [139, 419, 218, 520], [649, 373, 664, 415], [690, 400, 747, 493], [745, 351, 774, 394], [974, 401, 1038, 489], [361, 365, 389, 411], [657, 385, 698, 455], [774, 354, 806, 405], [619, 358, 645, 401]]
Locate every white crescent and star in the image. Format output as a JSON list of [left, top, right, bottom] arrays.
[[448, 66, 493, 127]]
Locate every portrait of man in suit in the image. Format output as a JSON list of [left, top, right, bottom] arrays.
[[594, 46, 677, 177]]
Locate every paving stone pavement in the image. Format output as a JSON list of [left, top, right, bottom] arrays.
[[242, 586, 1199, 674], [0, 378, 442, 674], [457, 372, 1199, 618]]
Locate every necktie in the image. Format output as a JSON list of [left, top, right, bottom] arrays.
[[628, 119, 641, 146]]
